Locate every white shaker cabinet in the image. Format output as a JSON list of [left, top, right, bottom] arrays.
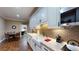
[[29, 7, 60, 29], [47, 7, 60, 28], [41, 44, 51, 51], [38, 8, 48, 24], [29, 7, 48, 29], [29, 16, 38, 29]]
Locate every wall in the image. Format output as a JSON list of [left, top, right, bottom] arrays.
[[0, 17, 6, 43], [5, 20, 21, 33], [40, 26, 79, 42]]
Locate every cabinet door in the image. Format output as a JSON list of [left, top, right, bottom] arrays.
[[28, 38, 36, 51], [34, 7, 48, 27], [47, 7, 60, 28], [30, 17, 39, 29], [29, 17, 35, 29], [31, 40, 36, 51], [29, 8, 48, 29], [41, 45, 51, 51], [39, 8, 48, 24], [35, 44, 42, 51]]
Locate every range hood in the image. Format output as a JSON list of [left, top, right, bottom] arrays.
[[60, 7, 79, 27]]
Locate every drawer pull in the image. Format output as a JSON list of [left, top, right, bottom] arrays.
[[44, 48, 48, 51]]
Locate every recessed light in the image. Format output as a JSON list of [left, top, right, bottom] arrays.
[[16, 14, 20, 17]]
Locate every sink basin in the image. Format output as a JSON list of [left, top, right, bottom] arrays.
[[66, 44, 79, 51]]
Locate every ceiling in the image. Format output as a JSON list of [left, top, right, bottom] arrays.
[[0, 7, 75, 22], [0, 7, 36, 22]]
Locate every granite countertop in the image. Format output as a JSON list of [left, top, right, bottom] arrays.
[[27, 33, 66, 51], [27, 33, 79, 51], [41, 39, 66, 51]]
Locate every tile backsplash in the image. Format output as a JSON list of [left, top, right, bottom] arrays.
[[40, 26, 79, 42]]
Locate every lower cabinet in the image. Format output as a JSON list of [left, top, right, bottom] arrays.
[[28, 39, 42, 51], [28, 39, 36, 50], [28, 40, 52, 51], [27, 36, 51, 51], [35, 45, 42, 51], [23, 34, 51, 51]]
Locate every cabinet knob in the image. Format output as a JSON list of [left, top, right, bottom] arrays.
[[58, 22, 60, 26], [44, 48, 48, 51]]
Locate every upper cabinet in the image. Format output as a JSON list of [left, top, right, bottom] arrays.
[[29, 7, 60, 29], [39, 8, 48, 24], [29, 7, 48, 29], [29, 16, 36, 29], [47, 7, 60, 28]]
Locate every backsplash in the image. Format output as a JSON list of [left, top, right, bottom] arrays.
[[40, 26, 79, 42]]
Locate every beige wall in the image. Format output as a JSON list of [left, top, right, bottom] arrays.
[[5, 20, 21, 33], [0, 19, 27, 43]]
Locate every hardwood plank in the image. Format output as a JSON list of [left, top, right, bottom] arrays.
[[0, 38, 33, 51]]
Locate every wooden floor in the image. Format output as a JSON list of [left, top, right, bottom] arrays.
[[0, 38, 33, 51]]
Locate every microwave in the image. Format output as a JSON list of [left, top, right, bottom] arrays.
[[61, 7, 79, 26]]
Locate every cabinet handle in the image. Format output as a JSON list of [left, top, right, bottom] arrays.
[[58, 22, 60, 26], [44, 48, 48, 51]]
